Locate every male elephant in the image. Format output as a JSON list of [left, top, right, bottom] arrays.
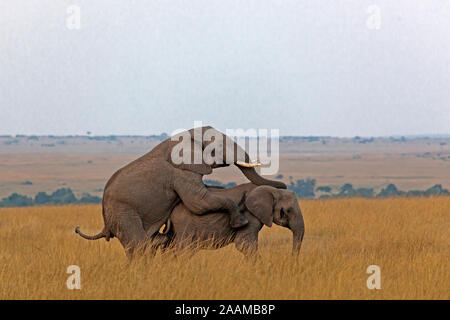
[[75, 126, 286, 258], [155, 183, 305, 258]]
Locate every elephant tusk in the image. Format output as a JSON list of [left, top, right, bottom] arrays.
[[236, 161, 261, 168], [159, 219, 172, 234]]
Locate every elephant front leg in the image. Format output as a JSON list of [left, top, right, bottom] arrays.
[[234, 231, 259, 260], [174, 176, 248, 228]]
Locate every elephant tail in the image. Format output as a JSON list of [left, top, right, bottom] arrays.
[[75, 226, 112, 241]]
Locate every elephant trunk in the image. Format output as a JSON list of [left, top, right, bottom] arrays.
[[292, 230, 304, 256], [237, 166, 287, 189], [221, 133, 287, 189], [234, 148, 287, 189], [289, 211, 305, 256]]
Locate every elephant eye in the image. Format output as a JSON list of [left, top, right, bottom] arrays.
[[280, 208, 285, 219], [287, 208, 292, 214]]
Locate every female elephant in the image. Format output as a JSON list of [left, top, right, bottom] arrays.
[[75, 126, 286, 258], [156, 183, 305, 258]]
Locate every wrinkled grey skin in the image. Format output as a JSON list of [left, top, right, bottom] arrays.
[[75, 126, 286, 258], [156, 183, 305, 258]]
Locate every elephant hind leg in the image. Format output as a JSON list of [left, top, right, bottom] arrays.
[[112, 204, 153, 259]]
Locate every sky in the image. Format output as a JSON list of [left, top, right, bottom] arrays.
[[0, 1, 449, 137]]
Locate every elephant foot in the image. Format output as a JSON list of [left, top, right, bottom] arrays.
[[230, 213, 249, 228]]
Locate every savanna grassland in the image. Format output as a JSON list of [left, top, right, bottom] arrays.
[[1, 197, 448, 299]]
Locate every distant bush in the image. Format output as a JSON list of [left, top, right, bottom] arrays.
[[316, 186, 332, 193], [3, 139, 19, 146], [405, 190, 424, 197], [78, 193, 102, 204], [339, 183, 355, 197], [47, 188, 78, 205], [160, 133, 169, 140], [424, 184, 450, 196], [377, 184, 403, 198], [355, 188, 374, 198], [0, 193, 33, 207], [359, 138, 374, 144], [34, 189, 78, 205], [288, 178, 316, 198], [87, 136, 119, 142], [34, 192, 52, 205], [0, 188, 102, 207]]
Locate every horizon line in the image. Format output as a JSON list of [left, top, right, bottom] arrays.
[[1, 133, 450, 139]]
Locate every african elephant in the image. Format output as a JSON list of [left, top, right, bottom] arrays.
[[155, 183, 305, 258], [75, 126, 286, 258]]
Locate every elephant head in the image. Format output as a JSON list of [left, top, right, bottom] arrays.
[[168, 126, 286, 189], [245, 186, 305, 255]]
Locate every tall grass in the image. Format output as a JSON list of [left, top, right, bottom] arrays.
[[0, 197, 448, 299]]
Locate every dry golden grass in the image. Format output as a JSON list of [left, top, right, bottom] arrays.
[[0, 197, 449, 299]]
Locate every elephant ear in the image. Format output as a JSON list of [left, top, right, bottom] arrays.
[[168, 133, 213, 175], [245, 186, 279, 227]]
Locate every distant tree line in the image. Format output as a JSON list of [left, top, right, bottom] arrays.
[[1, 180, 449, 208], [292, 180, 449, 199], [0, 188, 101, 208], [206, 178, 450, 199]]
